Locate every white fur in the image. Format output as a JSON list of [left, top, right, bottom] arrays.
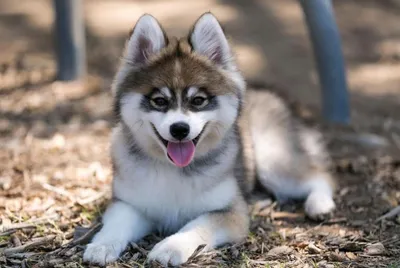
[[147, 214, 227, 266], [126, 14, 165, 64], [111, 126, 238, 232], [304, 177, 335, 219], [305, 191, 335, 219], [111, 14, 166, 96], [83, 125, 240, 265], [160, 87, 172, 98], [258, 173, 310, 202], [257, 168, 335, 219], [187, 87, 199, 98], [120, 91, 239, 161], [83, 201, 153, 265], [191, 13, 232, 68], [252, 124, 304, 201], [250, 109, 335, 218], [148, 231, 205, 266]]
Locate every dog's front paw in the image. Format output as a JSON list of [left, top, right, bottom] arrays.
[[147, 233, 206, 267], [83, 241, 125, 266], [305, 191, 335, 221]]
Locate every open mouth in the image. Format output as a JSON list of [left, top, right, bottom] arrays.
[[151, 123, 207, 167]]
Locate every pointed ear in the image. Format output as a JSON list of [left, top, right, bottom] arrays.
[[189, 13, 232, 68], [124, 14, 167, 65]]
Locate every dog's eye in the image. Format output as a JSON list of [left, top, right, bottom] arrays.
[[151, 97, 168, 108], [191, 96, 207, 107]]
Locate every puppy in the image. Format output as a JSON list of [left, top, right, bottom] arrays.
[[83, 12, 336, 266]]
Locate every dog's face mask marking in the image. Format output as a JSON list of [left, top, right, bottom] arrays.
[[141, 86, 219, 167], [114, 14, 245, 167]]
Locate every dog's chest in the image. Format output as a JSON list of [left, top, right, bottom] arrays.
[[113, 162, 236, 232]]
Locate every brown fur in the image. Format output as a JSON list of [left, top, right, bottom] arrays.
[[119, 37, 240, 98], [205, 197, 249, 243]]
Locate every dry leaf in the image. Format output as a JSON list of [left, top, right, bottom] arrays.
[[365, 242, 385, 256]]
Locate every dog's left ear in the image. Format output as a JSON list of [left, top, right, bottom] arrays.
[[189, 13, 232, 69]]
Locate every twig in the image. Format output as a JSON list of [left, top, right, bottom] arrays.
[[5, 252, 38, 259], [380, 235, 399, 244], [68, 222, 102, 247], [358, 254, 379, 258], [77, 191, 106, 206], [120, 262, 144, 268], [130, 242, 149, 255], [36, 258, 68, 266], [41, 183, 75, 202], [376, 206, 400, 222], [0, 229, 16, 237], [6, 258, 22, 265], [271, 211, 304, 220], [0, 214, 59, 232], [253, 202, 277, 217], [11, 234, 22, 247], [45, 247, 63, 257], [250, 260, 270, 265], [22, 259, 27, 268], [3, 235, 55, 256]]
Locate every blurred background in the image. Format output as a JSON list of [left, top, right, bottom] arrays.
[[1, 1, 400, 267], [2, 0, 400, 126]]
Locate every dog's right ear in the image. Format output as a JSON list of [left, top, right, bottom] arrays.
[[124, 14, 167, 66]]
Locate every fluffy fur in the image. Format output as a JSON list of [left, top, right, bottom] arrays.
[[83, 13, 336, 266]]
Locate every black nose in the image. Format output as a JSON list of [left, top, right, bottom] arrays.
[[170, 122, 190, 140]]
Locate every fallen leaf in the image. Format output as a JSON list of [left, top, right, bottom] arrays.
[[365, 242, 385, 256], [267, 245, 293, 256], [317, 261, 335, 268], [328, 252, 347, 262], [308, 243, 321, 254], [345, 251, 357, 260]]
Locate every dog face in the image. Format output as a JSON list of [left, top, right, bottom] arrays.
[[113, 13, 245, 167]]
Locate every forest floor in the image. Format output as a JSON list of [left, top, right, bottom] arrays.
[[1, 0, 400, 267]]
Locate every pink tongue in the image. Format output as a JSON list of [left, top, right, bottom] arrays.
[[167, 141, 195, 167]]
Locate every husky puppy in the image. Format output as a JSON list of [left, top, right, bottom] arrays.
[[83, 13, 336, 266]]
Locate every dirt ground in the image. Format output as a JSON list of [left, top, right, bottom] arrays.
[[1, 0, 400, 267]]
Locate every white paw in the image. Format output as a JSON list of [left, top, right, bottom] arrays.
[[83, 241, 125, 266], [305, 191, 335, 220], [147, 233, 206, 267]]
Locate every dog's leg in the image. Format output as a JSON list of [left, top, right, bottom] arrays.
[[83, 201, 153, 265], [303, 172, 336, 220], [258, 170, 335, 220], [147, 200, 249, 267]]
